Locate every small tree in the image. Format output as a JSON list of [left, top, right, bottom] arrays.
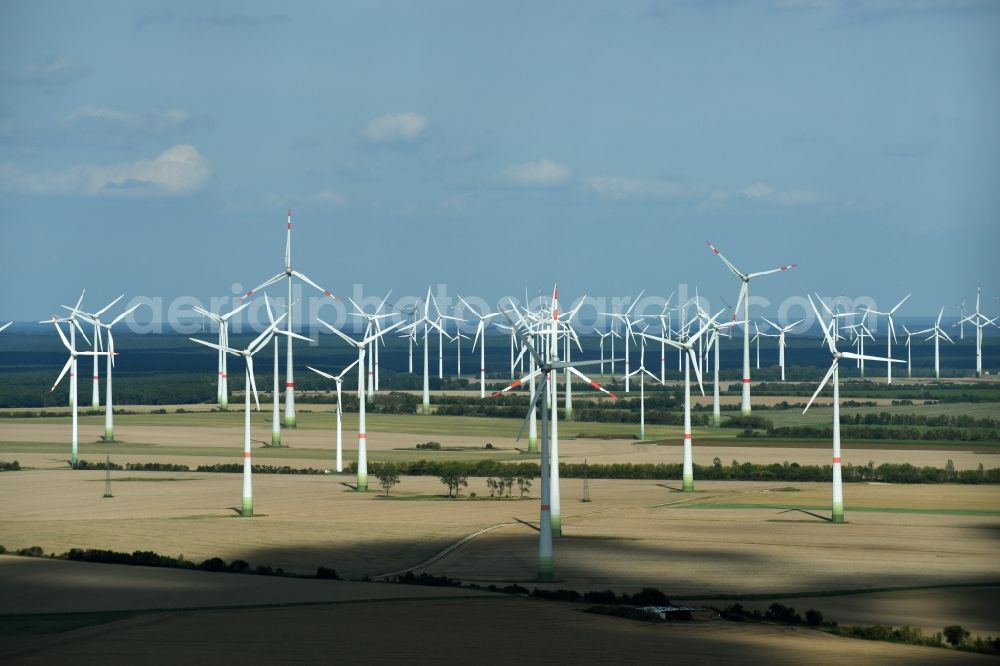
[[804, 609, 823, 626], [439, 464, 468, 498], [486, 475, 499, 497], [517, 476, 532, 497], [376, 462, 400, 496], [500, 474, 515, 498], [943, 625, 970, 647]]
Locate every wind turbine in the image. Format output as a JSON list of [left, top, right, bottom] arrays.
[[190, 313, 298, 517], [62, 294, 122, 409], [494, 291, 617, 546], [189, 301, 251, 410], [624, 333, 660, 441], [915, 308, 953, 379], [707, 241, 797, 415], [459, 297, 499, 399], [751, 322, 776, 371], [262, 297, 304, 447], [844, 316, 875, 378], [861, 293, 911, 385], [803, 295, 901, 523], [593, 328, 616, 377], [235, 210, 337, 428], [75, 303, 140, 442], [655, 293, 675, 383], [347, 293, 394, 398], [307, 358, 360, 473], [957, 288, 999, 378], [412, 288, 450, 415], [317, 318, 404, 491], [641, 307, 722, 491], [704, 316, 743, 426], [45, 318, 110, 466], [48, 291, 90, 407], [760, 317, 803, 382], [603, 290, 645, 393]]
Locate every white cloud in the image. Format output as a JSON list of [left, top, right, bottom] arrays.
[[502, 158, 572, 188], [360, 112, 429, 143], [65, 105, 192, 132], [0, 145, 210, 196], [587, 176, 703, 201], [705, 181, 828, 208], [16, 56, 89, 84], [301, 189, 348, 207]]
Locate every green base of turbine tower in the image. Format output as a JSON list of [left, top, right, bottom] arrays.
[[538, 557, 554, 582], [832, 503, 844, 524], [271, 434, 282, 447], [241, 499, 253, 517], [357, 478, 368, 492], [682, 477, 694, 492], [712, 414, 721, 427], [283, 417, 296, 428], [527, 435, 538, 454], [422, 403, 430, 416], [551, 516, 562, 537]]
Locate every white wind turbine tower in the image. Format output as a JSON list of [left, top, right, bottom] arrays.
[[957, 297, 967, 340], [641, 307, 722, 491], [74, 303, 140, 442], [861, 293, 910, 385], [454, 330, 470, 378], [901, 325, 914, 378], [707, 241, 797, 415], [915, 308, 953, 379], [494, 289, 617, 540], [190, 315, 294, 517], [803, 296, 901, 523], [236, 210, 337, 428], [307, 358, 360, 473], [190, 301, 251, 410], [317, 318, 404, 491], [760, 317, 803, 382], [63, 294, 123, 409], [957, 288, 998, 378], [624, 332, 660, 441], [45, 318, 109, 466], [460, 296, 499, 399]]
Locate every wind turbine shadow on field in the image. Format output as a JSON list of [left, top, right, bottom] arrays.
[[777, 508, 832, 522], [512, 517, 541, 532]]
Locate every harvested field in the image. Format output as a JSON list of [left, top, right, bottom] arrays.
[[3, 590, 991, 665]]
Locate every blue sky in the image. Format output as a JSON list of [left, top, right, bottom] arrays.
[[1, 0, 998, 323]]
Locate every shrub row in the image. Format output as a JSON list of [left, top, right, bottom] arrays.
[[1, 544, 337, 580]]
